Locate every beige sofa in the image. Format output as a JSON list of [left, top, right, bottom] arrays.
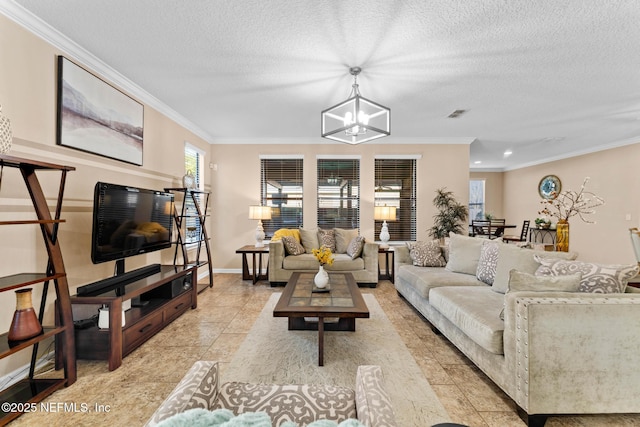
[[145, 361, 397, 427], [268, 228, 379, 287], [394, 234, 640, 426]]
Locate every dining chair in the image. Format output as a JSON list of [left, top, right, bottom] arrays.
[[504, 220, 530, 244], [489, 219, 506, 238], [471, 220, 490, 238]]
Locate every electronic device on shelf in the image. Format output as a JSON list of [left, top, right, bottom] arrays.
[[91, 182, 174, 265], [82, 182, 175, 298], [76, 263, 161, 296]]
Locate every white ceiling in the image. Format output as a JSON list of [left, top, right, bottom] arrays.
[[6, 0, 640, 170]]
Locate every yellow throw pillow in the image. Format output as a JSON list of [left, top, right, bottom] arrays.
[[271, 228, 301, 242]]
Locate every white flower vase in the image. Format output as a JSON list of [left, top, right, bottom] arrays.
[[314, 265, 329, 289]]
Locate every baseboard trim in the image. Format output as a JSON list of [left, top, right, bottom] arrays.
[[0, 351, 54, 390]]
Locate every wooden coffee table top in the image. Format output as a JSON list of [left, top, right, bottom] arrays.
[[273, 272, 369, 318]]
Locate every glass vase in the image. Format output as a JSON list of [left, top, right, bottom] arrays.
[[556, 219, 569, 252], [8, 288, 43, 342]]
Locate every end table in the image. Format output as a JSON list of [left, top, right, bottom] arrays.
[[236, 245, 269, 284], [378, 247, 394, 283]]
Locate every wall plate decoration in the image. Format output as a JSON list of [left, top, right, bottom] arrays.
[[538, 175, 561, 199], [56, 56, 144, 166]]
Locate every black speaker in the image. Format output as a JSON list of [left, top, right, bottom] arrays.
[[143, 274, 192, 299]]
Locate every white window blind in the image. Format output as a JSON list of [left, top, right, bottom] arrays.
[[317, 159, 360, 230], [260, 158, 303, 237], [374, 158, 417, 241]]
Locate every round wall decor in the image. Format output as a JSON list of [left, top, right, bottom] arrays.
[[538, 175, 561, 199]]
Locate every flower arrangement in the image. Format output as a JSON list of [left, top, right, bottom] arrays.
[[538, 177, 604, 223], [312, 245, 334, 266]]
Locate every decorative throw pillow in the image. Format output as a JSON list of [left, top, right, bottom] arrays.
[[476, 240, 500, 285], [271, 228, 301, 242], [346, 236, 365, 259], [317, 229, 336, 253], [407, 241, 446, 267], [281, 235, 305, 256], [499, 270, 583, 319], [334, 228, 359, 254], [445, 232, 485, 275], [491, 244, 578, 294], [299, 228, 319, 253], [534, 256, 639, 294]]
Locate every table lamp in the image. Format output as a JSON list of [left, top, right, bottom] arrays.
[[374, 205, 396, 248], [249, 205, 272, 247]]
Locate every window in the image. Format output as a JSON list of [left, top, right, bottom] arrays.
[[469, 179, 485, 221], [260, 157, 303, 237], [184, 144, 204, 243], [374, 158, 417, 241], [317, 158, 360, 230]]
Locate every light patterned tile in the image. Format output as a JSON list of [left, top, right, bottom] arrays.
[[11, 275, 640, 426]]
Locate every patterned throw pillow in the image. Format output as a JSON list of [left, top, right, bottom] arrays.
[[534, 255, 639, 293], [346, 236, 365, 259], [476, 240, 500, 285], [406, 241, 446, 267], [317, 229, 336, 253], [281, 235, 305, 256]]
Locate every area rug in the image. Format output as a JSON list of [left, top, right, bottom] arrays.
[[223, 293, 450, 427]]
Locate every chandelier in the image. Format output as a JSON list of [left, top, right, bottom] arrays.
[[321, 67, 390, 144]]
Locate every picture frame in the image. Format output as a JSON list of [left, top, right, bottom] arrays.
[[56, 56, 144, 166]]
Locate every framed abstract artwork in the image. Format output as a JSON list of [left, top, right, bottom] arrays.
[[56, 56, 144, 166]]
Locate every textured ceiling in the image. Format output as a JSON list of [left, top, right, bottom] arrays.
[[7, 0, 640, 170]]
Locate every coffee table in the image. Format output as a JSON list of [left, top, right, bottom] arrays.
[[273, 272, 369, 366]]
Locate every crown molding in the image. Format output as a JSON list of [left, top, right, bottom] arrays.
[[502, 136, 640, 172], [0, 1, 214, 144], [211, 136, 477, 145]]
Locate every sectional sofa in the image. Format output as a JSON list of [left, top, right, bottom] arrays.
[[394, 233, 640, 426]]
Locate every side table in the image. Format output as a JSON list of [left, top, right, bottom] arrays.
[[236, 245, 269, 284], [378, 247, 394, 283]]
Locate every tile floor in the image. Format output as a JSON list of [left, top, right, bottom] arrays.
[[10, 274, 640, 426]]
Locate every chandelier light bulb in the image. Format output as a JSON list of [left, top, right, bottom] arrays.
[[343, 111, 353, 126], [358, 110, 369, 125]]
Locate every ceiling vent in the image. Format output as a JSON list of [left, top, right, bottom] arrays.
[[448, 109, 467, 118]]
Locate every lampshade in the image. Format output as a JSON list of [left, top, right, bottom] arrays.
[[374, 205, 397, 222], [249, 205, 272, 220], [321, 67, 390, 145]]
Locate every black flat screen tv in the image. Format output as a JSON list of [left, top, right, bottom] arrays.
[[91, 182, 174, 264]]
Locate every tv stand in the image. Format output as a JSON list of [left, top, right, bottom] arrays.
[[68, 264, 197, 371]]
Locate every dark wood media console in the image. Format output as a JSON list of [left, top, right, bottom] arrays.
[[66, 265, 198, 371]]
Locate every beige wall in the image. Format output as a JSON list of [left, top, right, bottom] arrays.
[[0, 15, 211, 374], [503, 143, 640, 264], [210, 143, 470, 270]]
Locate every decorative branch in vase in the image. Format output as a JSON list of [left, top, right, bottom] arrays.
[[538, 177, 604, 251]]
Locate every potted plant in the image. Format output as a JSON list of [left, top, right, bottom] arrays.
[[534, 217, 551, 229], [428, 188, 468, 243]]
